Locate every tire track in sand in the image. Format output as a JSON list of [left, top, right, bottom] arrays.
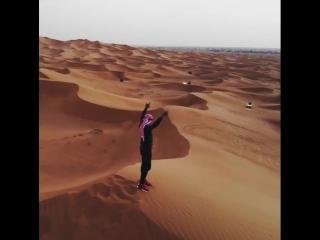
[[181, 111, 280, 170]]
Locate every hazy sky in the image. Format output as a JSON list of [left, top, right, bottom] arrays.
[[39, 0, 280, 49]]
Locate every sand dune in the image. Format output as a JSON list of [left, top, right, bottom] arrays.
[[39, 37, 280, 240], [39, 174, 183, 240], [260, 103, 281, 111], [154, 83, 206, 93]]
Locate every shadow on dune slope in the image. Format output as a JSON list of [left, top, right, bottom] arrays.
[[40, 67, 71, 75], [157, 94, 208, 111], [260, 103, 280, 111], [39, 71, 49, 79], [40, 80, 190, 189], [154, 83, 206, 93], [238, 87, 274, 94]]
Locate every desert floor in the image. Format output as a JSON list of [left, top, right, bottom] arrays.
[[39, 37, 280, 240]]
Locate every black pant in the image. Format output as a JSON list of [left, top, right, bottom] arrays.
[[139, 148, 152, 185]]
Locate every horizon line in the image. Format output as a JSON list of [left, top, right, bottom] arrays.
[[131, 44, 280, 51], [39, 36, 280, 51]]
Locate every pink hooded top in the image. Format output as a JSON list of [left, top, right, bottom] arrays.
[[139, 113, 153, 141]]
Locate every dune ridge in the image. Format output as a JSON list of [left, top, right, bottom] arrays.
[[39, 37, 280, 240]]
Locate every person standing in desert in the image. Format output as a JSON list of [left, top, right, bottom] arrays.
[[137, 102, 168, 192]]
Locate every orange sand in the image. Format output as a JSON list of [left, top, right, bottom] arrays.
[[39, 37, 280, 240]]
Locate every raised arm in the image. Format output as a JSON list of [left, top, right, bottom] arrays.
[[150, 116, 163, 129], [150, 110, 168, 130], [139, 102, 150, 126], [140, 106, 148, 122]]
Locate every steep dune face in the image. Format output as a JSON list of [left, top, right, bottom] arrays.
[[40, 80, 190, 196], [39, 37, 280, 240]]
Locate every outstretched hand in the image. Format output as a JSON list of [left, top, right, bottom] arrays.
[[145, 102, 151, 109], [161, 110, 169, 117]]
